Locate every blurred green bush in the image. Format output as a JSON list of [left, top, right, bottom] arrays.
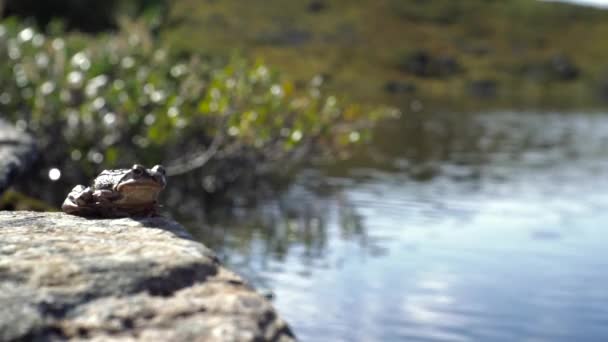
[[0, 18, 383, 193]]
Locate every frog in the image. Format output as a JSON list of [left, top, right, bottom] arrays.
[[62, 164, 167, 217]]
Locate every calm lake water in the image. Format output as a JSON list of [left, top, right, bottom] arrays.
[[185, 110, 608, 341]]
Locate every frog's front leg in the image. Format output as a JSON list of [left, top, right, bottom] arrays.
[[91, 189, 122, 204], [62, 185, 94, 215]]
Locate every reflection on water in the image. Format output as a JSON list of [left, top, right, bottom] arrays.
[[181, 111, 608, 341]]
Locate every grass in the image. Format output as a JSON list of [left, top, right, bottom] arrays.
[[162, 0, 608, 108]]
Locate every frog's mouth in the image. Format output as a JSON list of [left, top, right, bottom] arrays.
[[115, 178, 163, 192], [115, 179, 164, 205]]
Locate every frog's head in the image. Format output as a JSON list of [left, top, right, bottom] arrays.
[[114, 164, 167, 205]]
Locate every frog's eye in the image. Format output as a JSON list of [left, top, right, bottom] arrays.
[[152, 165, 166, 175], [132, 164, 145, 176]]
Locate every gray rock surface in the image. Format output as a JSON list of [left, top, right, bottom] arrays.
[[0, 211, 295, 341], [0, 120, 37, 194]]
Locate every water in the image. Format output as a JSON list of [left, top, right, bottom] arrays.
[[543, 0, 608, 9], [186, 110, 608, 341]]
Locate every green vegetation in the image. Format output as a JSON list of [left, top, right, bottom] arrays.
[[165, 0, 608, 107], [0, 190, 56, 211], [0, 18, 382, 194], [3, 0, 608, 206]]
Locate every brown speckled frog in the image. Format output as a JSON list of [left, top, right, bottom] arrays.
[[62, 164, 167, 217]]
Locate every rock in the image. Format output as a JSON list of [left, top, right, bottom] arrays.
[[256, 29, 312, 46], [549, 55, 579, 81], [468, 79, 498, 99], [457, 40, 492, 56], [0, 211, 295, 341], [599, 77, 608, 102], [519, 54, 580, 82], [398, 50, 461, 78], [384, 80, 416, 94], [0, 120, 37, 194], [307, 1, 327, 13]]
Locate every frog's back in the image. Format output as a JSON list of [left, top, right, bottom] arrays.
[[92, 169, 129, 190]]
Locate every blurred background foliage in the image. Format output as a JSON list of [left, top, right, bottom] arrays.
[[0, 5, 385, 206], [163, 0, 608, 107], [2, 0, 608, 209]]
